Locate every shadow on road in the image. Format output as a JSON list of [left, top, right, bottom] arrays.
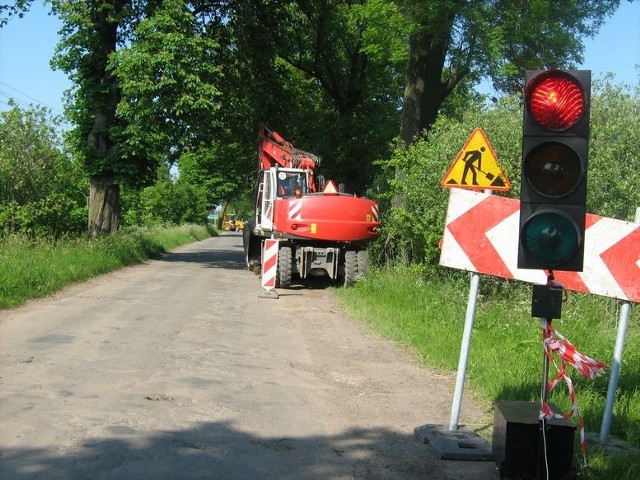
[[156, 235, 345, 291], [157, 234, 247, 271], [0, 422, 448, 479]]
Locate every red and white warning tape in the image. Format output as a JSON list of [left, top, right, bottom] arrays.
[[539, 319, 608, 465]]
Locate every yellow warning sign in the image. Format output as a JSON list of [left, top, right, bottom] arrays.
[[441, 128, 511, 191]]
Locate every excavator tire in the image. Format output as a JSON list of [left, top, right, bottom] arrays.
[[242, 225, 261, 271], [344, 250, 358, 287], [356, 250, 369, 279], [277, 246, 293, 288]]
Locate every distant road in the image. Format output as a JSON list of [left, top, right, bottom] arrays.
[[0, 233, 495, 479]]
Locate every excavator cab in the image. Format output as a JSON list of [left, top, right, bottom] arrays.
[[277, 171, 308, 197], [254, 167, 311, 233]]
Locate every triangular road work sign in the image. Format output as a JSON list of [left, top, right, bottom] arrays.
[[441, 128, 511, 191]]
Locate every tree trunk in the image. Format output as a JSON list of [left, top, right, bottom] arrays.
[[88, 175, 120, 236], [399, 27, 451, 147], [84, 2, 124, 235]]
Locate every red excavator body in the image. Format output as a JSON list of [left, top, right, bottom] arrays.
[[243, 126, 381, 287]]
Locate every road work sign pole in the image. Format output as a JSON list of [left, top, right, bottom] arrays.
[[449, 271, 480, 431], [413, 186, 493, 461], [414, 268, 491, 460], [600, 206, 639, 443]]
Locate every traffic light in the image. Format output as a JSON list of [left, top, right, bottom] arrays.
[[518, 70, 591, 271]]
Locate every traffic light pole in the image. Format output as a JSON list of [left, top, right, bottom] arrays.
[[533, 272, 564, 403], [541, 324, 551, 404]]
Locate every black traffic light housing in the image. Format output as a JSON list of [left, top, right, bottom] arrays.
[[518, 70, 591, 271]]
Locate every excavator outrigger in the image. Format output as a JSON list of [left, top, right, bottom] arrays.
[[243, 126, 381, 287]]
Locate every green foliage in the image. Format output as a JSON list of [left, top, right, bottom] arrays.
[[588, 76, 640, 221], [423, 0, 619, 93], [112, 0, 222, 166], [0, 224, 215, 309], [177, 145, 240, 207], [0, 103, 87, 237], [138, 180, 210, 226]]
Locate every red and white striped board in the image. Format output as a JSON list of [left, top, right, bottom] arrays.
[[261, 239, 279, 291], [440, 188, 640, 303]]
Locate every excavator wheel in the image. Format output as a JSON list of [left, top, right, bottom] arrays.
[[356, 250, 369, 279], [343, 250, 358, 287], [242, 226, 261, 271], [277, 246, 293, 288]]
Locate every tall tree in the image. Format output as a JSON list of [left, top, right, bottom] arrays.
[[50, 0, 135, 235], [399, 0, 621, 146], [50, 0, 222, 235]]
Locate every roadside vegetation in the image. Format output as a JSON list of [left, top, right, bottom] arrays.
[[0, 225, 215, 309]]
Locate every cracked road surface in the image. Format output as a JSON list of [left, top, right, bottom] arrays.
[[0, 233, 496, 479]]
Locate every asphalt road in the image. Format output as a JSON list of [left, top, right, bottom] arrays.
[[0, 233, 497, 479]]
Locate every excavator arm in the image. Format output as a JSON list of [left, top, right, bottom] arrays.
[[258, 126, 321, 171]]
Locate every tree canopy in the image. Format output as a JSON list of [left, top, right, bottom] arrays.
[[398, 0, 621, 145], [0, 0, 632, 235]]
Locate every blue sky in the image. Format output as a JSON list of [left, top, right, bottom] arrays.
[[1, 1, 639, 115]]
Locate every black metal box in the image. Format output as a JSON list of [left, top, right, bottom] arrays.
[[493, 401, 575, 479]]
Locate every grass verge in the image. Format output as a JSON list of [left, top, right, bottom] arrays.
[[0, 224, 215, 309], [336, 265, 640, 480]]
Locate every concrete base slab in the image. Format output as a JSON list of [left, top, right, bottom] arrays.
[[585, 432, 640, 455], [414, 424, 493, 461], [258, 289, 279, 299]]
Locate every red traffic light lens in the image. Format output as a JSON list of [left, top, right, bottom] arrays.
[[526, 71, 585, 130], [524, 142, 583, 197]]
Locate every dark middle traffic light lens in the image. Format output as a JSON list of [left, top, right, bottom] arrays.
[[521, 211, 580, 267], [524, 142, 583, 197], [527, 73, 585, 130]]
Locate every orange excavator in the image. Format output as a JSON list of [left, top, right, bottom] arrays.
[[243, 126, 381, 287]]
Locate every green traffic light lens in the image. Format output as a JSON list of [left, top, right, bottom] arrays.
[[522, 211, 580, 267], [524, 142, 582, 197]]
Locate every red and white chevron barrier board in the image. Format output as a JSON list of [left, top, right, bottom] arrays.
[[440, 188, 640, 303], [261, 239, 279, 291]]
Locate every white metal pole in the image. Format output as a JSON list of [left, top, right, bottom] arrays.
[[449, 271, 480, 431], [600, 301, 631, 443], [599, 207, 639, 443]]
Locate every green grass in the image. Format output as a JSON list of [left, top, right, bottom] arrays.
[[336, 265, 640, 479], [0, 224, 215, 309]]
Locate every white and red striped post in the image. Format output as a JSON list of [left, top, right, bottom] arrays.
[[260, 238, 279, 298]]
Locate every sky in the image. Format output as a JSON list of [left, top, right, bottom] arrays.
[[1, 1, 639, 116]]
